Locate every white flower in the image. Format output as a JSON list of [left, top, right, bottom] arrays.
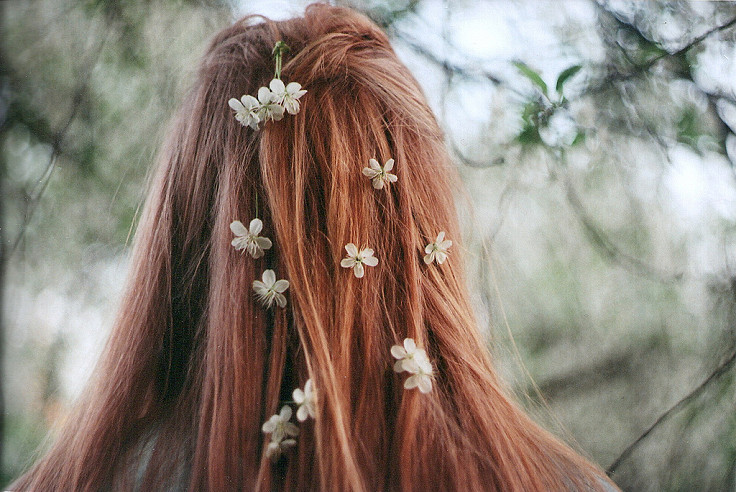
[[266, 438, 297, 460], [269, 78, 307, 115], [390, 338, 430, 374], [253, 269, 290, 308], [362, 158, 398, 189], [262, 405, 300, 442], [423, 231, 452, 265], [230, 218, 272, 259], [256, 86, 285, 123], [404, 356, 434, 394], [228, 94, 261, 130], [292, 379, 316, 422], [340, 243, 379, 278], [262, 405, 299, 460]]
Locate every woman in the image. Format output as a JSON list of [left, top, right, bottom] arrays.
[[13, 4, 618, 491]]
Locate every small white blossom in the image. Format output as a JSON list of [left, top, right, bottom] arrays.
[[362, 158, 398, 189], [228, 94, 261, 130], [262, 405, 300, 442], [391, 338, 434, 393], [340, 243, 378, 278], [390, 338, 430, 374], [230, 218, 272, 259], [404, 356, 434, 394], [269, 78, 307, 115], [253, 269, 290, 308], [266, 438, 297, 460], [423, 231, 452, 265], [292, 379, 317, 422], [256, 86, 285, 123], [262, 405, 299, 460]]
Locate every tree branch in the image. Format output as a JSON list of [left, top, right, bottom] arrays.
[[606, 347, 736, 475]]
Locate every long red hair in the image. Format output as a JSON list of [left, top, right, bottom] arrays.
[[14, 4, 616, 491]]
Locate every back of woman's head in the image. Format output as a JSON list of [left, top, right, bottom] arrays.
[[13, 4, 615, 491]]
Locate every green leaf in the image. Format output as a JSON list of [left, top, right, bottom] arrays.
[[555, 65, 582, 93], [513, 61, 548, 96], [516, 123, 541, 145]]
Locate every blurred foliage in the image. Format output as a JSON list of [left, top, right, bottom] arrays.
[[3, 0, 736, 490]]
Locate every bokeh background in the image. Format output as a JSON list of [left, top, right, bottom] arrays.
[[2, 1, 736, 490]]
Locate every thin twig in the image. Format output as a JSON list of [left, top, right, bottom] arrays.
[[606, 347, 736, 475], [561, 168, 686, 283], [9, 25, 109, 257]]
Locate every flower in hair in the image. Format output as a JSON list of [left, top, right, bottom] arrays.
[[362, 158, 398, 189], [404, 355, 434, 393], [228, 94, 261, 130], [340, 243, 379, 278], [262, 405, 299, 460], [269, 78, 307, 115], [256, 86, 285, 123], [253, 269, 290, 308], [266, 437, 297, 460], [391, 338, 434, 394], [230, 218, 272, 259], [391, 338, 429, 374], [423, 232, 452, 265], [292, 378, 316, 422]]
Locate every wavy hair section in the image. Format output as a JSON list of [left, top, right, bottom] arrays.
[[13, 4, 617, 491]]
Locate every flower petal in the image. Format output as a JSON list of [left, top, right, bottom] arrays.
[[284, 422, 300, 437], [354, 263, 365, 278], [262, 417, 277, 433], [285, 81, 302, 93], [230, 220, 247, 236], [266, 441, 280, 459], [404, 338, 416, 353], [252, 280, 268, 296], [345, 243, 358, 257], [390, 345, 407, 359], [436, 231, 445, 242], [368, 158, 381, 171], [418, 376, 433, 394], [341, 257, 356, 268], [383, 158, 395, 171], [274, 293, 287, 308], [372, 177, 384, 189], [404, 375, 419, 390], [362, 167, 380, 178], [258, 86, 273, 104], [293, 388, 305, 404], [269, 78, 286, 94], [273, 279, 290, 293], [393, 360, 405, 373], [228, 98, 244, 111], [363, 255, 378, 267], [417, 356, 433, 374], [402, 359, 420, 374], [361, 248, 374, 257], [262, 269, 276, 286], [249, 218, 263, 235], [435, 251, 447, 264], [255, 237, 273, 250], [243, 94, 259, 108], [279, 405, 292, 420], [296, 405, 309, 422], [423, 252, 434, 265]]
